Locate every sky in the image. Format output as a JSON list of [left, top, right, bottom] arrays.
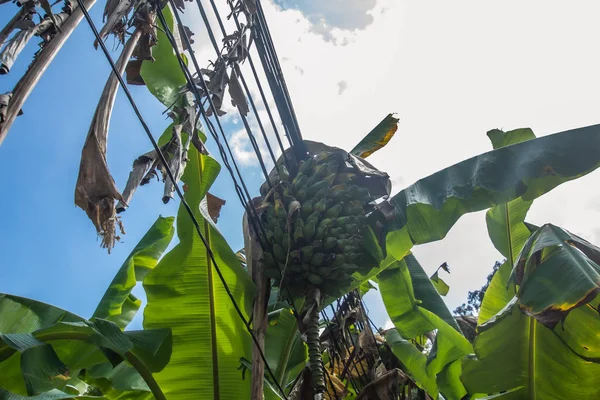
[[1, 0, 600, 332]]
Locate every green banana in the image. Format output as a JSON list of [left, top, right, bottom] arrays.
[[272, 243, 287, 263], [311, 253, 325, 267], [303, 220, 317, 242], [298, 157, 315, 175], [314, 198, 328, 213], [323, 237, 337, 251], [307, 273, 323, 285], [325, 204, 342, 218]]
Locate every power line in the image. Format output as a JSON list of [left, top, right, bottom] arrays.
[[74, 1, 288, 398]]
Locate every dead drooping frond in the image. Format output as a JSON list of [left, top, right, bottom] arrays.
[[117, 124, 193, 212], [75, 27, 142, 252]]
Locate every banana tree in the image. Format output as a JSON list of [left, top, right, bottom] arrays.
[[3, 0, 600, 398]]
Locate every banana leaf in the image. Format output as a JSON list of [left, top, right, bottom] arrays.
[[385, 328, 437, 396], [510, 224, 600, 327], [377, 256, 471, 399], [0, 295, 170, 398], [139, 6, 187, 107], [387, 124, 600, 260], [485, 128, 537, 265], [479, 128, 538, 325], [462, 225, 600, 398], [93, 216, 175, 329], [263, 308, 307, 400], [429, 272, 449, 296], [462, 297, 600, 399], [142, 134, 256, 399], [350, 113, 399, 159], [477, 260, 515, 326]]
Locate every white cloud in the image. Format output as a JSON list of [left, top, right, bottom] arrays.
[[185, 0, 600, 310]]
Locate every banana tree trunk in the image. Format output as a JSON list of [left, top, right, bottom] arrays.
[[0, 0, 97, 147], [244, 204, 270, 399]]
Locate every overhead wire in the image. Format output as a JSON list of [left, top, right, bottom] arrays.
[[155, 2, 272, 249], [188, 0, 278, 182], [207, 0, 289, 168], [74, 1, 288, 398]]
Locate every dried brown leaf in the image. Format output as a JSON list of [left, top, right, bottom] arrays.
[[125, 59, 145, 85], [75, 29, 141, 252], [0, 28, 35, 74], [228, 67, 249, 116], [94, 0, 135, 48], [206, 192, 226, 223], [117, 124, 192, 212], [355, 369, 409, 400]]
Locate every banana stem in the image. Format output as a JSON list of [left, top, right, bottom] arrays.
[[306, 288, 325, 398]]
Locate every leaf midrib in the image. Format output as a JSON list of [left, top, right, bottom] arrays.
[[194, 150, 220, 399]]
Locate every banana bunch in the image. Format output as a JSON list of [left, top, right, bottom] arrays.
[[259, 151, 376, 298]]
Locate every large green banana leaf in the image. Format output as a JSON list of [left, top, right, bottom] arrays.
[[350, 113, 399, 159], [142, 136, 256, 399], [387, 124, 600, 260], [0, 295, 171, 399], [461, 224, 600, 398], [377, 255, 471, 399], [93, 216, 174, 329]]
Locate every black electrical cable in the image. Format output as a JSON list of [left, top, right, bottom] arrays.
[[188, 0, 276, 185], [253, 1, 305, 153], [206, 0, 289, 169], [75, 2, 288, 398], [321, 309, 361, 395], [155, 3, 272, 252]]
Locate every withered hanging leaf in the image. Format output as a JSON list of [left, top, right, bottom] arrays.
[[223, 27, 249, 64], [94, 0, 135, 48], [161, 124, 188, 203], [228, 0, 257, 17], [0, 28, 36, 74], [117, 124, 192, 212], [203, 61, 228, 117], [132, 2, 157, 61], [171, 0, 186, 12], [125, 59, 145, 85], [36, 11, 71, 44], [178, 23, 195, 52], [206, 192, 226, 223], [228, 67, 249, 116], [0, 92, 22, 122], [38, 0, 61, 32], [75, 29, 142, 252], [355, 369, 410, 400]]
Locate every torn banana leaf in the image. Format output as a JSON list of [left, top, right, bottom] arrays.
[[350, 113, 399, 159]]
